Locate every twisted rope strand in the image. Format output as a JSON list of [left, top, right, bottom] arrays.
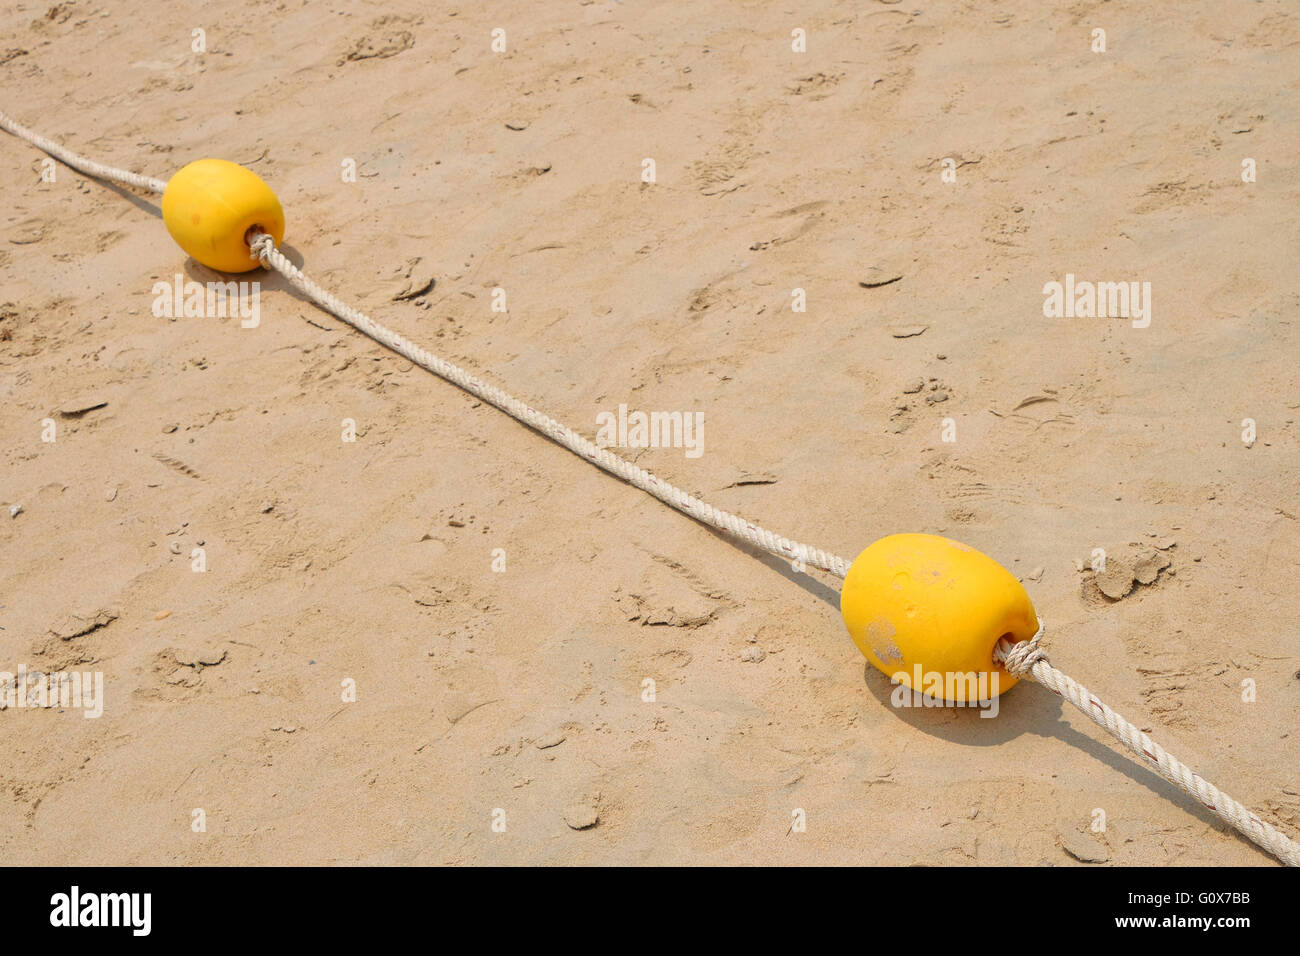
[[998, 630, 1300, 867], [3, 109, 1296, 866], [248, 231, 851, 578], [0, 109, 166, 194]]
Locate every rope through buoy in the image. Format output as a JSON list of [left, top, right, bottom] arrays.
[[2, 108, 1296, 867]]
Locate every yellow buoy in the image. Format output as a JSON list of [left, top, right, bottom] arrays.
[[840, 533, 1039, 702], [161, 159, 284, 273]]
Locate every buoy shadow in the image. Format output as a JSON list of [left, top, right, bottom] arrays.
[[862, 661, 1237, 837], [860, 660, 1058, 746]]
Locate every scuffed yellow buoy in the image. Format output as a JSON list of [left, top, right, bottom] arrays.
[[840, 533, 1039, 702], [161, 159, 284, 273]]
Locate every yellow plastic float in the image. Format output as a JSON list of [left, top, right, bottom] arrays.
[[160, 158, 284, 273], [840, 533, 1039, 702]]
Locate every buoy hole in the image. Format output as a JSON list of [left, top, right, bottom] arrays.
[[994, 632, 1015, 668]]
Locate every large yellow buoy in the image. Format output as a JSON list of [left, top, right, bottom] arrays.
[[161, 159, 284, 273], [840, 533, 1039, 702]]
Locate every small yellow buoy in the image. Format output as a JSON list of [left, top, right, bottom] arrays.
[[840, 533, 1039, 701], [161, 159, 284, 273]]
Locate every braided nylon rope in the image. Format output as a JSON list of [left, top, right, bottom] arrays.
[[999, 631, 1300, 867], [3, 111, 1296, 866]]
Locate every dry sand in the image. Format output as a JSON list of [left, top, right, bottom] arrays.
[[2, 1, 1298, 865]]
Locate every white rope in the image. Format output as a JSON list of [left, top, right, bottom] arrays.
[[255, 224, 1298, 868], [997, 628, 1300, 867], [0, 109, 166, 194], [247, 231, 851, 578], [4, 110, 1296, 866]]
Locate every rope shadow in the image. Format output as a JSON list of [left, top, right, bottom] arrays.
[[96, 179, 161, 219], [699, 522, 843, 612], [858, 660, 1246, 843]]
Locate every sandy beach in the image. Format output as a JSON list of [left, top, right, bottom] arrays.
[[2, 0, 1298, 865]]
